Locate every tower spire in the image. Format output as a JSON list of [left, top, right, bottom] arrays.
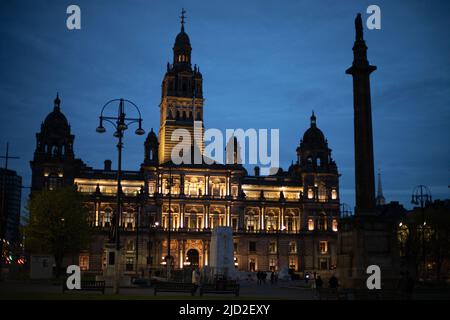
[[54, 92, 61, 111], [310, 110, 316, 127], [180, 8, 186, 32]]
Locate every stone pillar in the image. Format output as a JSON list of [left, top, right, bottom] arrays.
[[179, 203, 184, 229], [204, 204, 210, 229], [260, 206, 265, 231], [280, 206, 284, 230], [95, 202, 100, 227], [345, 14, 376, 216], [337, 14, 399, 289]]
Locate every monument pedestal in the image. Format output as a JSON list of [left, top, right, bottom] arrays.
[[97, 243, 130, 290], [337, 215, 400, 289]]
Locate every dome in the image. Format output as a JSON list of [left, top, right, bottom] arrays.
[[43, 94, 70, 133], [301, 112, 327, 148], [302, 127, 326, 146], [174, 30, 191, 48]]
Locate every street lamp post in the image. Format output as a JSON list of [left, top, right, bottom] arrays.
[[165, 164, 174, 281], [135, 186, 146, 277], [96, 98, 145, 294], [411, 185, 432, 281]]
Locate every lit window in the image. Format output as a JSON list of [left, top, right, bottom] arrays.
[[289, 241, 297, 254], [332, 219, 338, 232], [289, 257, 296, 270], [331, 189, 338, 200], [308, 219, 314, 231], [269, 258, 277, 271], [104, 208, 112, 227], [126, 257, 134, 272], [79, 255, 89, 271], [308, 188, 314, 199], [319, 241, 328, 254], [268, 241, 277, 254]]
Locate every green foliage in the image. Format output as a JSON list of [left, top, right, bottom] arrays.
[[24, 187, 91, 261]]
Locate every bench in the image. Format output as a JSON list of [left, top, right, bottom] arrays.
[[200, 280, 240, 297], [153, 282, 196, 296], [62, 280, 106, 294]]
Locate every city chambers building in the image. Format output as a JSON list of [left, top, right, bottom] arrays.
[[30, 18, 340, 278]]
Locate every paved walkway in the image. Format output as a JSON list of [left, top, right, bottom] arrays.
[[0, 279, 317, 299], [1, 280, 448, 299]]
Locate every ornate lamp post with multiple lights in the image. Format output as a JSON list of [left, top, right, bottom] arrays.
[[96, 98, 145, 294], [411, 185, 432, 281]]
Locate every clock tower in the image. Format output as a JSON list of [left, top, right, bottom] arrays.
[[158, 9, 204, 164]]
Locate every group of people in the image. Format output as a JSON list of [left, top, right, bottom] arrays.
[[310, 273, 339, 290], [256, 270, 278, 285]]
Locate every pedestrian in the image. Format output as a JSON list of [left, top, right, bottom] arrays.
[[192, 267, 201, 295], [328, 274, 339, 290], [315, 275, 323, 289], [263, 271, 267, 284], [270, 271, 275, 285]]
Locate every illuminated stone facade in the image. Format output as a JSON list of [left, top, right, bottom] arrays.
[[30, 20, 340, 277]]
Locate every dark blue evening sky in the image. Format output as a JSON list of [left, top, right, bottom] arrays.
[[1, 0, 449, 216]]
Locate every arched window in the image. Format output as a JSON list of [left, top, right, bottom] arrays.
[[308, 218, 314, 231], [331, 189, 338, 200], [316, 157, 322, 167], [307, 188, 314, 199], [332, 219, 338, 232]]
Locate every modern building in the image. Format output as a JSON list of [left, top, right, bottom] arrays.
[[0, 168, 22, 245], [30, 16, 341, 277]]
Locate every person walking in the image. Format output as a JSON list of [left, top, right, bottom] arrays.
[[270, 271, 275, 285], [192, 267, 201, 295], [315, 275, 323, 290]]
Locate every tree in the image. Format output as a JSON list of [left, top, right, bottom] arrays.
[[24, 186, 91, 278], [398, 200, 450, 281]]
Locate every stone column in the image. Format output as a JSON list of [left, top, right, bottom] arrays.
[[204, 204, 210, 229], [260, 206, 265, 231], [180, 203, 185, 229]]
